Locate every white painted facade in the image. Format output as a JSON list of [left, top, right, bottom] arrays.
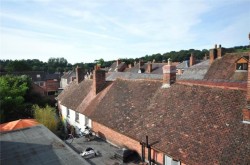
[[60, 104, 92, 134]]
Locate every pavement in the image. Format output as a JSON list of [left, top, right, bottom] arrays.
[[65, 136, 141, 165]]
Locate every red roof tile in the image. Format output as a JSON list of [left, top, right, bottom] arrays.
[[85, 79, 250, 164]]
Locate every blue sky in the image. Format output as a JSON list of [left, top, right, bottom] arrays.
[[0, 0, 249, 64]]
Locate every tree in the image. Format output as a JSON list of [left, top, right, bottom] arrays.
[[0, 75, 31, 123], [33, 105, 59, 133], [94, 58, 104, 67]]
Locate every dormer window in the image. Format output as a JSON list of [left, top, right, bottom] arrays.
[[235, 57, 248, 72], [236, 63, 248, 70]]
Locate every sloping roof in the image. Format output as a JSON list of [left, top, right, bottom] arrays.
[[85, 79, 250, 164], [108, 62, 127, 72], [176, 60, 189, 69], [125, 63, 167, 74], [45, 73, 61, 80], [0, 71, 46, 82], [61, 71, 76, 79], [106, 72, 162, 81], [0, 124, 89, 165], [204, 52, 249, 82], [58, 80, 93, 110], [0, 119, 39, 132], [179, 60, 210, 80]]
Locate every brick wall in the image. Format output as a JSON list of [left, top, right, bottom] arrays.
[[92, 121, 166, 164]]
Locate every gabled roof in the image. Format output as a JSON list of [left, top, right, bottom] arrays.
[[61, 71, 76, 79], [58, 80, 93, 110], [108, 62, 127, 72], [0, 124, 89, 165], [84, 79, 250, 164], [204, 52, 249, 82]]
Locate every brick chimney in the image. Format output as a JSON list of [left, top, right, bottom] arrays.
[[76, 66, 85, 84], [93, 67, 106, 95], [139, 60, 144, 69], [243, 53, 250, 123], [209, 44, 218, 64], [162, 58, 176, 88], [117, 59, 121, 67], [189, 53, 195, 67], [147, 62, 152, 73], [217, 44, 225, 58]]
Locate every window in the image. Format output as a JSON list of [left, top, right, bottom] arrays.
[[67, 108, 70, 117], [164, 155, 180, 165], [36, 74, 41, 78], [85, 116, 89, 126], [75, 112, 79, 123], [236, 63, 248, 71]]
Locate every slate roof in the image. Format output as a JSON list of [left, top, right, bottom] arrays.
[[108, 62, 127, 72], [176, 60, 189, 69], [179, 60, 210, 80], [125, 63, 167, 74], [106, 72, 162, 81], [61, 71, 76, 79], [85, 79, 250, 165], [0, 124, 89, 165], [204, 52, 249, 82], [58, 80, 93, 110], [46, 73, 61, 80]]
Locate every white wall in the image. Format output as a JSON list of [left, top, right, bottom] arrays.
[[60, 104, 92, 133]]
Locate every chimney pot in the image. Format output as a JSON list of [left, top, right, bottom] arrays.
[[117, 59, 121, 66], [167, 58, 172, 65]]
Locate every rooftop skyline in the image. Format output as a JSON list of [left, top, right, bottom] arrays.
[[0, 0, 249, 64]]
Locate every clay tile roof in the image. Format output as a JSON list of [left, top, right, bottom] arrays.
[[204, 52, 249, 82], [58, 80, 93, 110], [84, 79, 250, 164], [0, 119, 39, 132]]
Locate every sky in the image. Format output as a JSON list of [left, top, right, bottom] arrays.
[[0, 0, 249, 64]]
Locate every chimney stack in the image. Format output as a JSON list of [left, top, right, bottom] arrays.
[[189, 53, 195, 67], [210, 44, 225, 64], [139, 60, 144, 69], [243, 53, 250, 123], [117, 59, 121, 67], [217, 44, 225, 58], [93, 68, 106, 95], [147, 62, 152, 73], [162, 58, 176, 88], [76, 66, 85, 84]]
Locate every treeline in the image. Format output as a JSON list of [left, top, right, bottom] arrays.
[[1, 45, 249, 73], [0, 75, 55, 123]]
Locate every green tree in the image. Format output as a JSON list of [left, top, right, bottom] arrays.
[[0, 75, 31, 123], [33, 105, 59, 133]]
